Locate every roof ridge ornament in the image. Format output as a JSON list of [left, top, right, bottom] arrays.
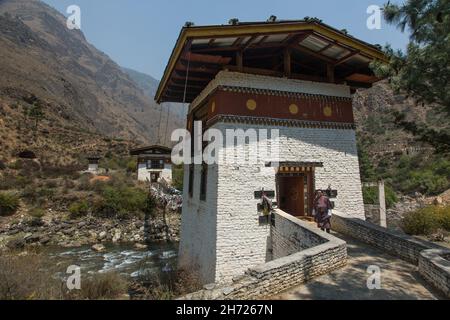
[[228, 18, 239, 25]]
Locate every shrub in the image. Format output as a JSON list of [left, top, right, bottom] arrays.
[[402, 205, 450, 235], [133, 268, 201, 300], [21, 187, 55, 206], [91, 184, 147, 219], [69, 200, 90, 219], [172, 165, 184, 191], [362, 184, 397, 208], [0, 173, 33, 190], [0, 192, 20, 216], [28, 208, 45, 218], [126, 159, 137, 173], [0, 253, 63, 300], [77, 174, 94, 191], [68, 272, 128, 300]]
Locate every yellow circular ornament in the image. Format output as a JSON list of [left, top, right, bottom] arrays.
[[324, 106, 333, 117], [246, 99, 257, 111], [289, 104, 299, 115]]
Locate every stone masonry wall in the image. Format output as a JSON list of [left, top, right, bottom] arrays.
[[271, 209, 327, 259], [178, 164, 219, 284], [331, 210, 450, 298], [331, 210, 442, 264], [419, 250, 450, 298], [178, 71, 364, 284], [181, 210, 347, 300]]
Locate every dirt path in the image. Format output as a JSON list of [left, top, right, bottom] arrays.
[[273, 232, 442, 300]]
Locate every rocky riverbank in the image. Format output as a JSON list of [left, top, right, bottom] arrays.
[[0, 212, 180, 250]]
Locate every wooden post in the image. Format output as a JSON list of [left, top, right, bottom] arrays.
[[326, 63, 335, 83], [284, 47, 291, 77], [378, 180, 387, 228], [236, 50, 243, 72]]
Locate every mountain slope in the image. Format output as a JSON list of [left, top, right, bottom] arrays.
[[0, 0, 177, 148], [122, 67, 187, 145]]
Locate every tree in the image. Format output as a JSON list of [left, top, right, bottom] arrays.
[[373, 0, 449, 110], [28, 102, 44, 129], [371, 0, 450, 151]]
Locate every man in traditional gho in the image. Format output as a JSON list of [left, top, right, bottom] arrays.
[[314, 190, 332, 233]]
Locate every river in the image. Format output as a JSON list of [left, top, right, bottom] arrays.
[[43, 242, 178, 281]]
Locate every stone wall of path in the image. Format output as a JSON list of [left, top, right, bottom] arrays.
[[331, 211, 450, 298], [180, 210, 347, 300]]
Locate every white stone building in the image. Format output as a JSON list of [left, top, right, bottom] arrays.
[[155, 19, 387, 284], [86, 156, 101, 173], [130, 145, 173, 184]]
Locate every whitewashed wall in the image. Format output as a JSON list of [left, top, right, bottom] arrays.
[[178, 164, 219, 284], [179, 72, 364, 284], [137, 163, 172, 183]]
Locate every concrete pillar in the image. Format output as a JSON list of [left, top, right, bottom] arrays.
[[378, 180, 387, 228]]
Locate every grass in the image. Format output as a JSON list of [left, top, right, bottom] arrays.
[[67, 272, 129, 300], [0, 252, 130, 300], [362, 184, 398, 208], [402, 205, 450, 235], [132, 267, 201, 300], [0, 192, 20, 217], [68, 200, 90, 219]]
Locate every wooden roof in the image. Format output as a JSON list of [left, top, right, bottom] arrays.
[[155, 19, 387, 103], [130, 145, 172, 156]]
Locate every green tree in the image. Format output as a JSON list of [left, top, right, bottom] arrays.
[[358, 142, 377, 182], [372, 0, 450, 151]]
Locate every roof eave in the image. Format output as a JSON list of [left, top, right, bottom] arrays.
[[155, 21, 388, 103]]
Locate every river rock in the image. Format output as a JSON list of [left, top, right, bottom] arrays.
[[40, 236, 50, 245], [112, 230, 121, 243], [25, 234, 41, 243], [134, 243, 148, 250], [92, 244, 106, 252], [6, 239, 25, 250], [98, 231, 107, 240]]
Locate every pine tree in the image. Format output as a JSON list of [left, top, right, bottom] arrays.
[[372, 0, 450, 151], [373, 0, 449, 109]]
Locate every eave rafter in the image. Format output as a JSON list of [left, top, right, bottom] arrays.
[[157, 22, 387, 103]]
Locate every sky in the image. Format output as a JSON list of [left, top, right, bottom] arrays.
[[42, 0, 410, 80]]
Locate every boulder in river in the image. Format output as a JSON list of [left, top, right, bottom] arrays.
[[134, 243, 148, 250], [91, 244, 106, 252]]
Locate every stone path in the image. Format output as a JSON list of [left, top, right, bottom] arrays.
[[273, 232, 442, 300]]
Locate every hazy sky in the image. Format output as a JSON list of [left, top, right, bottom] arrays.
[[42, 0, 410, 80]]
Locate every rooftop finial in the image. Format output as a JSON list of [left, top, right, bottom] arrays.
[[267, 15, 277, 22], [184, 21, 195, 28], [228, 18, 239, 25]]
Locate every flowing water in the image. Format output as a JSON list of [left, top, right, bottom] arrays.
[[43, 242, 178, 281]]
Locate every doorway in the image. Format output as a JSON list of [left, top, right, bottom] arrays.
[[150, 172, 160, 183], [277, 170, 314, 217]]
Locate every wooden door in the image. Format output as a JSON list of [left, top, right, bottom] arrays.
[[279, 176, 305, 216]]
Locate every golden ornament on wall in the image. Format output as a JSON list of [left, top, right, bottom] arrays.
[[246, 99, 257, 111], [289, 104, 299, 115], [324, 106, 333, 117], [211, 101, 216, 113]]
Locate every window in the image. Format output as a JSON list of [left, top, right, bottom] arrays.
[[188, 164, 194, 198], [200, 163, 208, 201], [147, 159, 164, 169]]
